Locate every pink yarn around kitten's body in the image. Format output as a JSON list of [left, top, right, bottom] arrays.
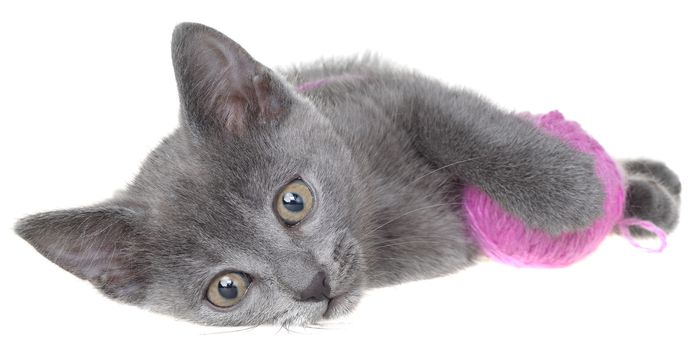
[[463, 110, 626, 267]]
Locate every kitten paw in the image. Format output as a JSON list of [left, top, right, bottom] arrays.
[[622, 160, 681, 237]]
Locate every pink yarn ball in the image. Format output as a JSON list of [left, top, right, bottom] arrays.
[[463, 111, 625, 267]]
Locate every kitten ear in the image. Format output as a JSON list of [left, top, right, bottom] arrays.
[[171, 22, 293, 137], [15, 206, 147, 303]]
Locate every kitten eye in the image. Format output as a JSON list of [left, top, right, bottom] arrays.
[[275, 179, 314, 225], [206, 272, 251, 308]]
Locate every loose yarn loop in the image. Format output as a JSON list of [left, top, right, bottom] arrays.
[[296, 74, 362, 92], [297, 79, 329, 92], [617, 218, 668, 253], [464, 111, 667, 268]]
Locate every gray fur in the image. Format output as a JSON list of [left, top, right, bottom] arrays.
[[622, 160, 681, 236], [14, 23, 681, 327]]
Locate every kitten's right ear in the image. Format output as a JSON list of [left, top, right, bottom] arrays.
[[171, 22, 293, 138], [14, 206, 147, 303]]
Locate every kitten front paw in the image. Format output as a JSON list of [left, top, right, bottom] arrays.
[[494, 155, 606, 236]]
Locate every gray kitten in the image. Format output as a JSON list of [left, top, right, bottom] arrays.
[[15, 23, 681, 327]]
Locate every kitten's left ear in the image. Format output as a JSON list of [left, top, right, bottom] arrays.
[[14, 206, 147, 303], [171, 22, 293, 137]]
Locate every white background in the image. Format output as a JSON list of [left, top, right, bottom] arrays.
[[1, 1, 698, 349]]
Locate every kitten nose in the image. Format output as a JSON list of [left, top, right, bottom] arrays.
[[298, 271, 331, 302]]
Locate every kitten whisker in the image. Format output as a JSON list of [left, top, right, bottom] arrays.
[[362, 202, 464, 238], [359, 231, 468, 247], [304, 325, 334, 331], [281, 323, 305, 334], [406, 156, 485, 187], [363, 237, 468, 251], [199, 324, 261, 335], [312, 320, 350, 330]]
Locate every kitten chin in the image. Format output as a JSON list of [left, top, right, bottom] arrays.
[[321, 283, 364, 321]]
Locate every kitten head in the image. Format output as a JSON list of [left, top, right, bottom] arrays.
[[15, 23, 365, 326]]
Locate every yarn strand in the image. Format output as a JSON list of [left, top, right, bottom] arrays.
[[617, 218, 668, 253]]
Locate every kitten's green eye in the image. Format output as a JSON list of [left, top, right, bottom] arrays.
[[206, 272, 250, 308], [275, 179, 314, 225]]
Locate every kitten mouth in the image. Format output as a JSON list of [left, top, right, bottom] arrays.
[[322, 292, 351, 319]]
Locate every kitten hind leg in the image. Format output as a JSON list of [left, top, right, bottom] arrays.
[[621, 159, 681, 237]]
